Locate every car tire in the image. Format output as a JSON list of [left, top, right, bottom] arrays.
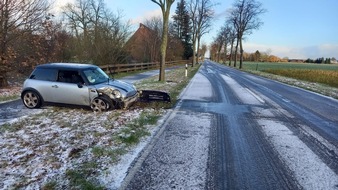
[[22, 91, 42, 109], [91, 96, 113, 112]]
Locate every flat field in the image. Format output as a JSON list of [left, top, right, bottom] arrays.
[[240, 62, 338, 88], [242, 62, 338, 71]]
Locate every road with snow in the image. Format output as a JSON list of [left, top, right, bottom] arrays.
[[122, 60, 338, 189]]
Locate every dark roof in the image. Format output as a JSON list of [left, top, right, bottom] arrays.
[[36, 63, 98, 70]]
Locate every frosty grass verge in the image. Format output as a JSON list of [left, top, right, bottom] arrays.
[[0, 67, 197, 189]]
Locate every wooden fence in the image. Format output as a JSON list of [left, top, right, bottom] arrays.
[[100, 60, 191, 74]]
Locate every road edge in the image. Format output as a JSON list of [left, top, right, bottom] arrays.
[[119, 65, 203, 189]]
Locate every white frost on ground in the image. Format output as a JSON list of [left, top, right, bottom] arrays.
[[258, 119, 338, 190], [222, 73, 338, 189], [221, 74, 263, 105], [148, 112, 212, 189], [0, 87, 21, 97], [0, 107, 165, 189], [98, 114, 167, 189], [180, 73, 212, 101]]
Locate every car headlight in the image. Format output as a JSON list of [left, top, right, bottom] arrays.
[[113, 89, 121, 99]]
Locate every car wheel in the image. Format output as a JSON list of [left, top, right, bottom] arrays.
[[91, 96, 113, 112], [22, 91, 42, 109]]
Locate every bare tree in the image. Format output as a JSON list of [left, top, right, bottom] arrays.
[[151, 0, 175, 81], [227, 0, 266, 69], [188, 0, 214, 67], [195, 0, 214, 64], [188, 0, 198, 66], [213, 24, 233, 64], [213, 32, 224, 63], [227, 24, 236, 66], [144, 17, 162, 62], [200, 43, 207, 59], [0, 0, 50, 87], [63, 0, 92, 62], [220, 25, 232, 64], [63, 0, 130, 65]]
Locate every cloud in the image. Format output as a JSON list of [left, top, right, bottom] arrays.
[[243, 43, 338, 59], [130, 9, 162, 25]]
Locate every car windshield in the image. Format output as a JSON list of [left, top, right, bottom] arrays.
[[83, 67, 109, 85]]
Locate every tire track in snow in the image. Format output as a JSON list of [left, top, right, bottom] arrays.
[[259, 119, 338, 189], [221, 73, 338, 189]]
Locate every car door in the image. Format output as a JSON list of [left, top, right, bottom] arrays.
[[28, 68, 57, 102], [52, 70, 91, 106]]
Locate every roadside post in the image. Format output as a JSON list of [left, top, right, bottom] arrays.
[[185, 64, 188, 77]]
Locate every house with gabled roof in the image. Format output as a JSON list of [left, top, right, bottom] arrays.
[[124, 23, 183, 63]]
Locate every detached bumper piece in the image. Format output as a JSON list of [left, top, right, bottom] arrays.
[[138, 90, 171, 103]]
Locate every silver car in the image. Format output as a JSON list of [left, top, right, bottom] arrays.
[[21, 63, 138, 111]]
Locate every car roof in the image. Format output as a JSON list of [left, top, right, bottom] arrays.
[[36, 63, 98, 70]]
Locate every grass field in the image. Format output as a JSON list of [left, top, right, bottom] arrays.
[[241, 62, 338, 71], [234, 62, 338, 88]]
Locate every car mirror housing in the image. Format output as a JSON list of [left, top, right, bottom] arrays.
[[77, 83, 83, 88]]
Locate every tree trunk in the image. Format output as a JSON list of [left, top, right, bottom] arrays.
[[229, 40, 234, 66], [239, 38, 243, 69], [217, 49, 221, 63], [234, 37, 239, 68], [159, 8, 170, 81], [196, 36, 201, 64], [223, 42, 228, 64], [192, 36, 196, 67]]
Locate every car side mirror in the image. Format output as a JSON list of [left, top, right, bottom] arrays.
[[77, 83, 83, 88]]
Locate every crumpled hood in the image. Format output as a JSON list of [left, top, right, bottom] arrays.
[[94, 79, 136, 94]]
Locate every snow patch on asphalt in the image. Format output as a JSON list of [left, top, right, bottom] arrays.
[[180, 73, 212, 101], [259, 119, 338, 189], [123, 111, 212, 189], [221, 74, 263, 105]]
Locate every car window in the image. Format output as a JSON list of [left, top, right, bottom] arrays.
[[29, 68, 57, 81], [83, 67, 109, 85], [57, 70, 84, 84]]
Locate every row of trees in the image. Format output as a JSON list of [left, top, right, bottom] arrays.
[[152, 0, 214, 81], [0, 0, 215, 86], [0, 0, 133, 87], [305, 57, 337, 64], [210, 49, 289, 63], [0, 0, 51, 86], [210, 0, 266, 68]]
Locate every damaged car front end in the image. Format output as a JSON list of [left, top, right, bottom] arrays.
[[94, 81, 139, 111], [83, 66, 139, 111]]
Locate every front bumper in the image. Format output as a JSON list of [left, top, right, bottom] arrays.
[[118, 92, 139, 109]]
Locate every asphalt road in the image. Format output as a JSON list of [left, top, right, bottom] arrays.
[[122, 60, 338, 189], [0, 99, 32, 125]]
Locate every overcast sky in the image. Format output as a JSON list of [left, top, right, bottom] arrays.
[[54, 0, 338, 59]]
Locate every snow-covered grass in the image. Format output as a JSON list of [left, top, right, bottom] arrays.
[[0, 65, 200, 189], [247, 70, 338, 99], [0, 86, 21, 102], [0, 106, 165, 189]]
